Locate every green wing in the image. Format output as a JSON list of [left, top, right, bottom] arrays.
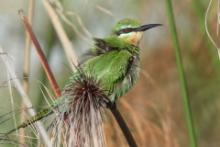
[[82, 49, 133, 101], [67, 36, 139, 101]]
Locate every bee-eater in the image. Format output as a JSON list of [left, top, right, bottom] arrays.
[[2, 18, 161, 146]]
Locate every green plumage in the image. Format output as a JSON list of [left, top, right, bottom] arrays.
[[70, 36, 140, 101], [4, 18, 162, 135]]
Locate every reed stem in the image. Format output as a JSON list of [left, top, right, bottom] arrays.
[[20, 0, 35, 145], [165, 0, 197, 147], [19, 11, 61, 98]]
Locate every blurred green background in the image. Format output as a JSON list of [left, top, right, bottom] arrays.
[[0, 0, 220, 147]]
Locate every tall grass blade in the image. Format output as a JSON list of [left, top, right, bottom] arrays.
[[165, 0, 197, 147]]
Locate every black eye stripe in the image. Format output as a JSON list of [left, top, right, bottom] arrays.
[[115, 28, 136, 35]]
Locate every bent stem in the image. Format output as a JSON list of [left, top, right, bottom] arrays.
[[192, 0, 220, 74], [165, 0, 197, 147]]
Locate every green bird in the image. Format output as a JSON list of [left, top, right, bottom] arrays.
[[1, 18, 161, 146]]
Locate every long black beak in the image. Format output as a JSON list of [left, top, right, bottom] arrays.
[[134, 24, 162, 32]]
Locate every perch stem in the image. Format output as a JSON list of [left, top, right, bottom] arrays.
[[108, 103, 137, 147]]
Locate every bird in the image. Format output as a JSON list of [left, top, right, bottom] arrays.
[[2, 18, 161, 146]]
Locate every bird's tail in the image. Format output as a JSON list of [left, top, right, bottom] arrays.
[[0, 106, 54, 146]]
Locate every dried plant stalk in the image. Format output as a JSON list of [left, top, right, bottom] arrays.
[[20, 0, 36, 145], [19, 10, 62, 98], [43, 0, 79, 69], [0, 46, 52, 147]]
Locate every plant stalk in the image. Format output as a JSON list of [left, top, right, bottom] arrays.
[[108, 103, 137, 147], [19, 11, 61, 98], [20, 0, 35, 145], [165, 0, 197, 147]]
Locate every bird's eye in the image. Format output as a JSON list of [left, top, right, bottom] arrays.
[[115, 28, 134, 35]]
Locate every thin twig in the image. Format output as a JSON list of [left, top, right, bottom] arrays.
[[19, 10, 61, 98]]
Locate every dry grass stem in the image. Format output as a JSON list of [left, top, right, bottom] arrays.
[[19, 10, 62, 97], [7, 73, 19, 139], [65, 11, 92, 43], [96, 5, 115, 18], [0, 46, 52, 147], [20, 0, 36, 145], [205, 0, 220, 60], [43, 0, 79, 69]]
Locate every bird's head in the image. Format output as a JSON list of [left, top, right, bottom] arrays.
[[112, 18, 161, 46]]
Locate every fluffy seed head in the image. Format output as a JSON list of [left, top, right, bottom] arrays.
[[50, 73, 109, 147]]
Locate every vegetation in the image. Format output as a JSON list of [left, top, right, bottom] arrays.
[[0, 0, 220, 147]]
